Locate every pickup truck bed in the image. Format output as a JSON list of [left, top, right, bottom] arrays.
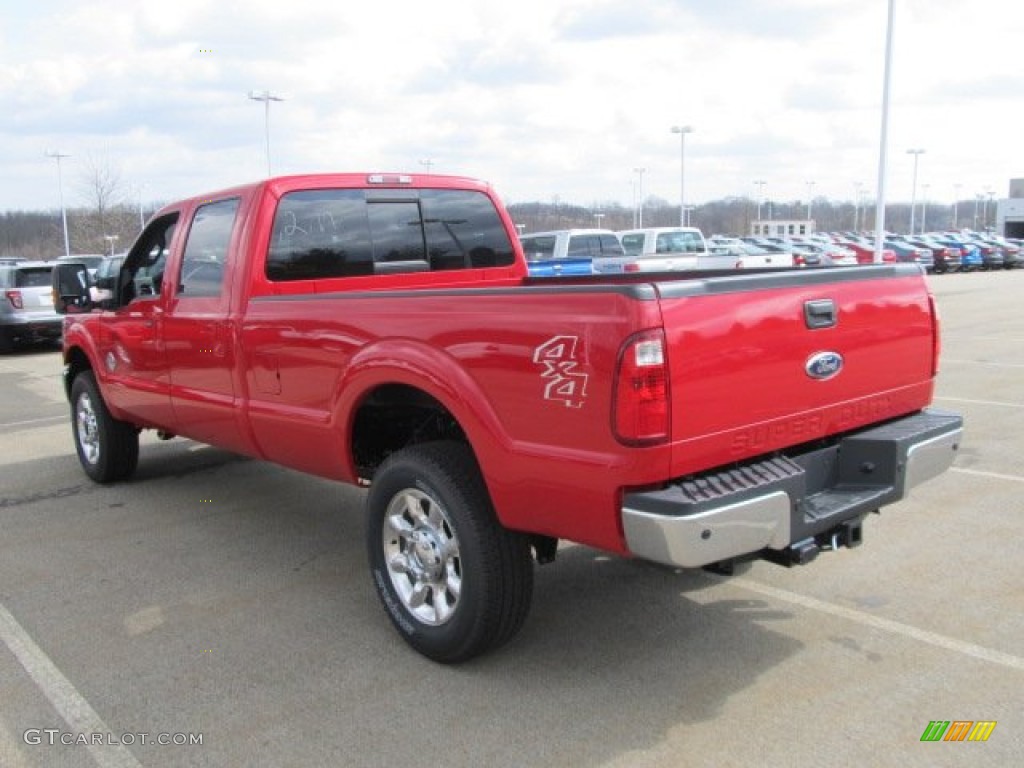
[[53, 173, 961, 662]]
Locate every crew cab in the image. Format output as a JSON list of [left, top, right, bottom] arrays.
[[518, 228, 624, 276], [593, 226, 708, 273], [53, 173, 962, 662]]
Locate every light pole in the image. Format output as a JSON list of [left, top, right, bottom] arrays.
[[754, 180, 767, 221], [906, 148, 925, 234], [633, 167, 646, 228], [670, 125, 693, 227], [953, 183, 962, 229], [873, 0, 896, 263], [921, 184, 929, 233], [594, 212, 605, 228], [984, 186, 994, 231], [805, 180, 815, 220], [974, 194, 983, 230], [103, 235, 119, 257], [853, 182, 863, 230], [45, 150, 71, 257], [419, 158, 435, 173], [249, 89, 284, 176]]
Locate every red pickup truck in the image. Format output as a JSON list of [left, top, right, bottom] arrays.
[[53, 173, 962, 662]]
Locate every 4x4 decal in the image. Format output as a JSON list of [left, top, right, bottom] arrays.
[[533, 335, 589, 408]]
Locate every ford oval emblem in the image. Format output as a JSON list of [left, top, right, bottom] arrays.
[[805, 351, 843, 380]]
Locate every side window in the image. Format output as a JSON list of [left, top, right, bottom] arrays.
[[599, 234, 624, 256], [120, 214, 178, 304], [268, 190, 373, 280], [178, 199, 239, 298], [521, 236, 556, 261], [420, 189, 515, 270], [567, 236, 589, 259], [620, 234, 643, 255]]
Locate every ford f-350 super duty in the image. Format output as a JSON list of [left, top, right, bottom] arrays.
[[53, 173, 962, 662]]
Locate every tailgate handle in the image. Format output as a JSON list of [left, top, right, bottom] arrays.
[[804, 299, 836, 329]]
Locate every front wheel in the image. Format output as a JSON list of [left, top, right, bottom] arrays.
[[366, 441, 533, 663], [70, 371, 139, 483]]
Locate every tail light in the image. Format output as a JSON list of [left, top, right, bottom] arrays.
[[613, 330, 670, 445], [5, 290, 23, 309], [624, 262, 640, 273], [928, 294, 941, 377]]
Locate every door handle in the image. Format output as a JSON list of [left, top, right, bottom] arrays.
[[804, 299, 837, 329]]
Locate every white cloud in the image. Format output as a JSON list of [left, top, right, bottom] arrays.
[[3, 0, 1022, 214]]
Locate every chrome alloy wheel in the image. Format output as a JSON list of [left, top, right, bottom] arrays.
[[75, 391, 101, 466], [382, 488, 462, 626]]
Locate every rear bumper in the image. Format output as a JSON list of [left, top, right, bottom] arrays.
[[621, 408, 963, 569]]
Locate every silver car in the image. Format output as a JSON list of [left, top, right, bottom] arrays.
[[0, 260, 62, 352]]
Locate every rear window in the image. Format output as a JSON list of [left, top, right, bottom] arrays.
[[620, 233, 644, 255], [599, 234, 624, 255], [15, 267, 53, 288], [267, 188, 515, 281]]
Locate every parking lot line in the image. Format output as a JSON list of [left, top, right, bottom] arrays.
[[0, 415, 67, 429], [935, 395, 1024, 409], [716, 577, 1024, 672], [0, 603, 142, 768], [943, 358, 1024, 369], [951, 467, 1024, 484]]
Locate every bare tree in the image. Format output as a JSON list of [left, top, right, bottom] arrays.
[[75, 154, 125, 252]]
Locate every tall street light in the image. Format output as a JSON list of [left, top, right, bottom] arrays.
[[906, 148, 925, 234], [670, 125, 694, 227], [249, 89, 284, 176], [873, 0, 896, 263], [633, 167, 646, 228], [805, 180, 815, 220], [953, 183, 962, 229], [854, 182, 865, 230], [594, 212, 605, 228], [45, 150, 71, 257], [921, 183, 930, 233], [419, 158, 435, 173], [753, 180, 767, 221]]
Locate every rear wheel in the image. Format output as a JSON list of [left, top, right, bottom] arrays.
[[71, 371, 139, 483], [366, 441, 533, 663]]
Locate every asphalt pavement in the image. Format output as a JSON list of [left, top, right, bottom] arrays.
[[1, 269, 1021, 767]]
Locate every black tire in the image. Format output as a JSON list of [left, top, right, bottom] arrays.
[[70, 371, 139, 483], [0, 329, 14, 354], [366, 441, 533, 663]]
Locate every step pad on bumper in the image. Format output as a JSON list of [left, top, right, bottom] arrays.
[[622, 409, 963, 569]]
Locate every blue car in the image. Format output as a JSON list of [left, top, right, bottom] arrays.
[[931, 236, 982, 272]]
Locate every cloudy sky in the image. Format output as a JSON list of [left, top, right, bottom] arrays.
[[3, 0, 1021, 214]]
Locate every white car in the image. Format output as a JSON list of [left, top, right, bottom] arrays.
[[593, 227, 707, 273]]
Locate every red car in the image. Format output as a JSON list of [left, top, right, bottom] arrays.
[[835, 238, 897, 264]]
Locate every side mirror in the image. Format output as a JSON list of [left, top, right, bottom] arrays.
[[52, 262, 94, 314]]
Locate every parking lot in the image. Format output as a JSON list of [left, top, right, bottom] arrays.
[[1, 269, 1021, 768]]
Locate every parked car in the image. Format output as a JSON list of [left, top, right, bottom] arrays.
[[901, 237, 962, 274], [57, 253, 106, 277], [89, 254, 126, 302], [709, 236, 796, 268], [0, 260, 62, 352], [834, 238, 897, 265], [593, 227, 708, 273], [519, 229, 623, 276], [883, 240, 934, 271]]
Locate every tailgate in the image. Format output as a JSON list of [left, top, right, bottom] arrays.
[[656, 265, 937, 476]]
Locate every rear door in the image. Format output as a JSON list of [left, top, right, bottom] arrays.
[[655, 266, 937, 476]]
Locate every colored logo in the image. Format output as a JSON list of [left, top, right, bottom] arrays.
[[805, 351, 843, 380], [920, 720, 996, 742]]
